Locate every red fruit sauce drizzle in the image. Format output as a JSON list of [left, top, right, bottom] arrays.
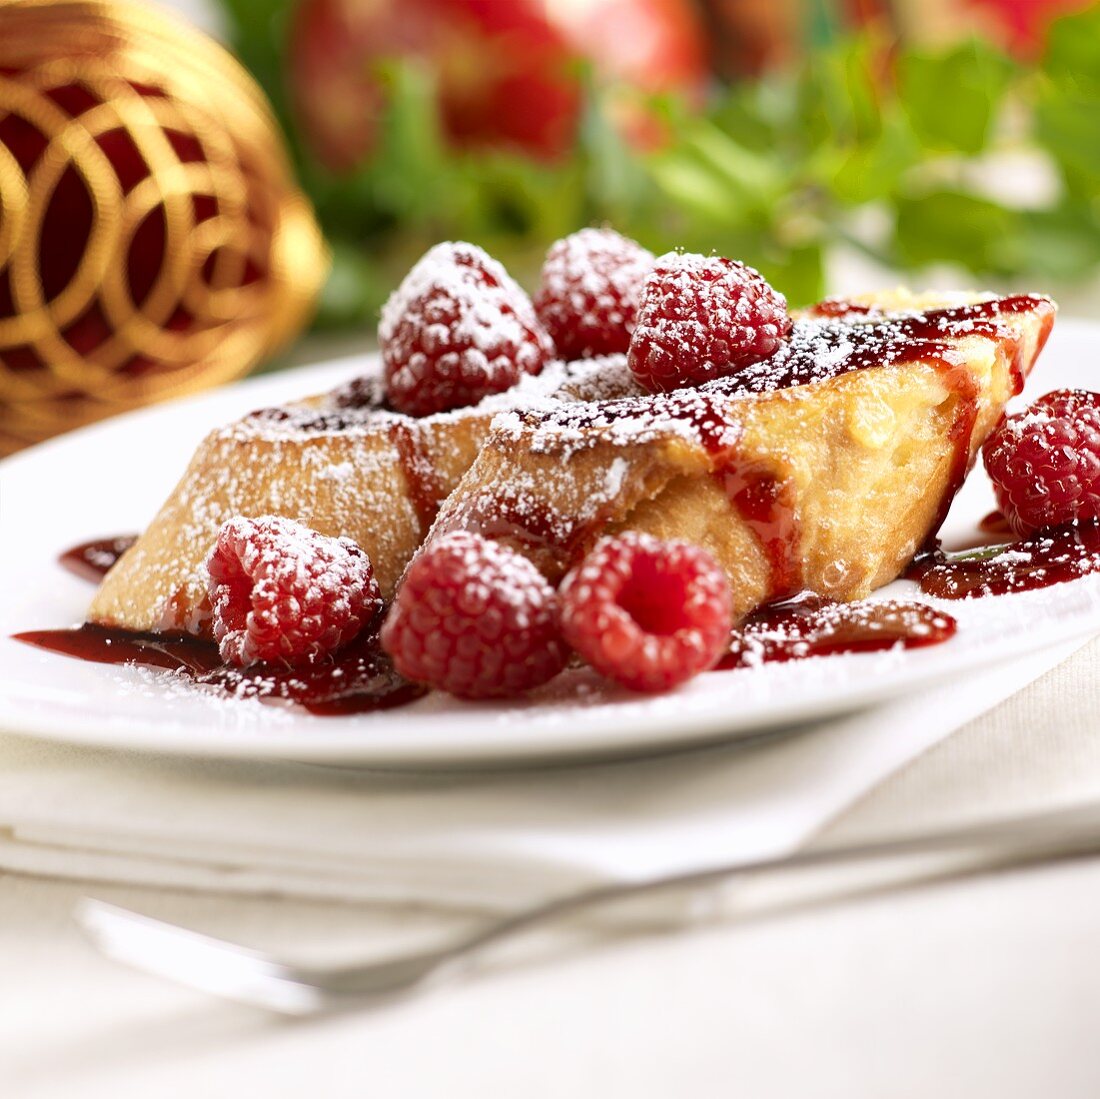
[[510, 294, 1052, 601], [905, 522, 1100, 599], [59, 535, 137, 581], [22, 525, 426, 716], [14, 622, 426, 716], [387, 421, 448, 533], [719, 464, 802, 601], [16, 295, 1069, 705], [703, 295, 1051, 595], [22, 522, 1098, 706], [717, 594, 957, 669], [21, 540, 960, 701]]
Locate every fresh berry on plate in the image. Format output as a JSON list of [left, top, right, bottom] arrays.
[[982, 388, 1100, 535], [627, 252, 791, 393], [206, 516, 383, 668], [381, 531, 569, 698], [534, 227, 654, 358], [380, 242, 554, 417], [560, 531, 732, 692]]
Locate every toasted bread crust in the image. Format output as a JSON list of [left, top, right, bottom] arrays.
[[427, 291, 1056, 621], [88, 291, 1056, 635]]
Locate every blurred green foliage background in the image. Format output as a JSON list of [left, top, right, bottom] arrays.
[[219, 0, 1100, 325]]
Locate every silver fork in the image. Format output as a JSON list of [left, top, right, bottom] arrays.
[[76, 799, 1100, 1015]]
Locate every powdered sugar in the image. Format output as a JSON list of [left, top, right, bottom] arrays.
[[380, 243, 545, 358], [492, 300, 1027, 457], [88, 349, 641, 634], [233, 355, 635, 444], [493, 386, 744, 458]]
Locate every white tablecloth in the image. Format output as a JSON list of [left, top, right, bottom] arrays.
[[5, 635, 1100, 1099]]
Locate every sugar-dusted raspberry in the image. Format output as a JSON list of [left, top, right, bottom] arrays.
[[559, 532, 732, 693], [379, 242, 554, 417], [380, 531, 568, 699], [206, 516, 382, 668], [982, 389, 1100, 536], [628, 252, 791, 393], [534, 227, 654, 359]]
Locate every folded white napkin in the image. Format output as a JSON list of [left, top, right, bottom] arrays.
[[0, 641, 1083, 913]]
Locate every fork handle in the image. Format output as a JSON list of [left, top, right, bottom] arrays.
[[442, 799, 1100, 964], [79, 799, 1100, 1012]]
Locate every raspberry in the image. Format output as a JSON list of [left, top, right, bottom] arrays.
[[628, 252, 791, 393], [560, 532, 732, 693], [381, 532, 568, 699], [380, 242, 553, 417], [533, 228, 654, 359], [206, 516, 382, 668], [982, 389, 1100, 536]]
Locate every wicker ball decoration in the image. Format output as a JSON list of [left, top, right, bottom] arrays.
[[0, 0, 328, 453]]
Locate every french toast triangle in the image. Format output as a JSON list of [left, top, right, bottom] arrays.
[[88, 288, 1055, 638], [88, 354, 641, 635], [424, 290, 1057, 622]]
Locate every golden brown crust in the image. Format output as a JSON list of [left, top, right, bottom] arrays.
[[88, 356, 638, 633], [426, 292, 1056, 622], [88, 290, 1056, 636]]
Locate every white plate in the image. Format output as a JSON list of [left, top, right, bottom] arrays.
[[3, 323, 1100, 767]]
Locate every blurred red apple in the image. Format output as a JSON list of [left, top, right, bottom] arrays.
[[550, 0, 709, 149], [548, 0, 708, 95], [964, 0, 1093, 56], [288, 0, 709, 172]]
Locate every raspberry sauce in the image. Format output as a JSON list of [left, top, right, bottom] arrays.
[[717, 593, 957, 669], [59, 535, 137, 581], [34, 529, 425, 715], [387, 421, 447, 533], [906, 523, 1100, 599], [702, 296, 1052, 595], [512, 295, 1052, 600], [13, 625, 426, 716], [718, 464, 802, 600]]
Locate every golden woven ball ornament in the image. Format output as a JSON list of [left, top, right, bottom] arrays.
[[0, 0, 328, 453]]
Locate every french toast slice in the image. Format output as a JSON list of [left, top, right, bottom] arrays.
[[425, 291, 1056, 621], [88, 355, 641, 635]]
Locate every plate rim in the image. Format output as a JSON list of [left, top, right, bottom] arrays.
[[2, 606, 1099, 767], [3, 320, 1100, 767]]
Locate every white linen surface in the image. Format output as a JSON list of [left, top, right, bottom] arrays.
[[0, 641, 1083, 912]]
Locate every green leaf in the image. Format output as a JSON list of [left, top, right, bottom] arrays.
[[824, 116, 918, 205], [314, 243, 383, 329], [1035, 86, 1100, 199], [759, 243, 825, 307], [1020, 205, 1100, 281], [576, 81, 654, 222], [1042, 5, 1100, 96], [217, 0, 297, 141], [711, 82, 785, 155], [686, 124, 786, 208], [646, 155, 748, 227], [209, 0, 1100, 329], [797, 34, 884, 151], [894, 190, 1021, 274], [899, 38, 1014, 155], [368, 62, 451, 223]]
